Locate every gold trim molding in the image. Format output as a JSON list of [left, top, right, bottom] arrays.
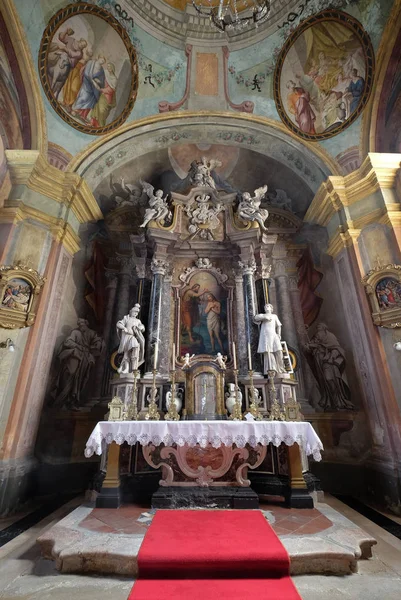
[[305, 152, 401, 228], [5, 150, 102, 225]]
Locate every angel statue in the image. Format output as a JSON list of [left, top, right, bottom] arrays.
[[110, 175, 142, 208], [237, 185, 269, 231], [214, 352, 227, 370], [189, 157, 222, 190], [139, 180, 172, 228], [181, 352, 195, 369]]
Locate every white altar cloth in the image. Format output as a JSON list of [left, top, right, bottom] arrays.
[[84, 420, 323, 461]]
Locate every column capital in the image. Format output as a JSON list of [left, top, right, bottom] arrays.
[[238, 258, 256, 276], [151, 257, 169, 275]]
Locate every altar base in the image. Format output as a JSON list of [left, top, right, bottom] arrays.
[[151, 485, 259, 509]]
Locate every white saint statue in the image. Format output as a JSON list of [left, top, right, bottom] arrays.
[[116, 304, 145, 374], [254, 303, 286, 375]]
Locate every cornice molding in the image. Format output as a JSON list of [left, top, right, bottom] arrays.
[[5, 150, 102, 224], [0, 203, 80, 255], [305, 152, 401, 227], [326, 228, 361, 258]]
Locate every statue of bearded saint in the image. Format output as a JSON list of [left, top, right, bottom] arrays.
[[116, 304, 146, 374]]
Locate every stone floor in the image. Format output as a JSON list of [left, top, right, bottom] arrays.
[[0, 495, 401, 599]]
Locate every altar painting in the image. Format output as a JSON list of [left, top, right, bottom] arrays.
[[375, 277, 401, 310], [39, 3, 138, 135], [180, 272, 228, 356], [2, 278, 32, 312], [273, 10, 374, 141]]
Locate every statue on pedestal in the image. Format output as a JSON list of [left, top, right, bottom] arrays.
[[303, 323, 354, 411], [237, 186, 269, 231], [116, 304, 145, 374], [139, 181, 171, 228], [254, 304, 286, 375], [189, 157, 222, 189]]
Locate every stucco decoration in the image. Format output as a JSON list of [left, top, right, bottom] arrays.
[[38, 3, 138, 135], [362, 264, 401, 329], [0, 264, 46, 329], [273, 10, 374, 141]]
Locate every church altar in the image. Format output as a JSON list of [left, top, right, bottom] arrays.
[[86, 420, 323, 509]]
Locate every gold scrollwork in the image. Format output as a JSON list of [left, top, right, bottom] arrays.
[[0, 264, 46, 329]]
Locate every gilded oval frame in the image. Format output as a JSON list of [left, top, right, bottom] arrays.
[[273, 10, 374, 141], [38, 2, 138, 135]]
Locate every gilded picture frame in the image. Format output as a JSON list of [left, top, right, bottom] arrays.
[[0, 264, 46, 329], [362, 264, 401, 328], [38, 2, 138, 135], [273, 10, 374, 141]]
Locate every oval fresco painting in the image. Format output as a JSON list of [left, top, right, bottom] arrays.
[[273, 10, 374, 141], [38, 2, 138, 135]]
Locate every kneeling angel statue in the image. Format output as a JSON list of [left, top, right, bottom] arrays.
[[237, 185, 269, 231], [139, 180, 172, 228]]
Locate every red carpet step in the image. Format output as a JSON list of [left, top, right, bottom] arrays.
[[131, 577, 302, 599], [138, 510, 290, 579], [129, 510, 302, 599]]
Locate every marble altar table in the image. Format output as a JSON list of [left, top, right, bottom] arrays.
[[85, 421, 323, 509]]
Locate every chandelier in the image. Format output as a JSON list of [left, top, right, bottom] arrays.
[[191, 1, 271, 33]]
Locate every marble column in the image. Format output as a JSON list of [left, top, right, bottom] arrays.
[[274, 265, 299, 354], [145, 258, 168, 373], [238, 259, 259, 373], [234, 273, 248, 376]]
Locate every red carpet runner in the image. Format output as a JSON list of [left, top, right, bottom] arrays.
[[129, 510, 302, 599]]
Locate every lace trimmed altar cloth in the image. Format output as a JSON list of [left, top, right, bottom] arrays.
[[84, 420, 323, 461]]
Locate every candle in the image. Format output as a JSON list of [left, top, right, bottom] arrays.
[[232, 342, 237, 370], [247, 342, 252, 371], [172, 342, 175, 370], [153, 342, 158, 371]]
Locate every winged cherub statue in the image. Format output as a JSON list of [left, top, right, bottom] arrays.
[[237, 185, 269, 231], [139, 180, 172, 228]]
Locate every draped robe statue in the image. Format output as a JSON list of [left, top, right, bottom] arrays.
[[50, 318, 103, 409], [116, 304, 145, 374], [254, 304, 286, 375]]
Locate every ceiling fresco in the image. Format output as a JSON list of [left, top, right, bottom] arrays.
[[162, 0, 250, 11]]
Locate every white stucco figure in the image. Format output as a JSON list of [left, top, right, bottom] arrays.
[[214, 352, 227, 370], [116, 304, 145, 374], [181, 352, 195, 369], [254, 303, 286, 374], [139, 180, 171, 228], [237, 185, 269, 231]]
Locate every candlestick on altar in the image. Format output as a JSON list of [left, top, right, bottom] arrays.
[[124, 369, 139, 421], [229, 368, 243, 421], [172, 342, 175, 371], [247, 342, 253, 371], [153, 342, 159, 371], [145, 368, 161, 421], [267, 369, 285, 421], [232, 342, 237, 370]]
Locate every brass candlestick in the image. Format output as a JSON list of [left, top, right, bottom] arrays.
[[145, 369, 161, 420], [124, 369, 139, 421], [247, 369, 263, 420], [267, 369, 285, 421], [229, 368, 243, 420], [165, 369, 180, 421]]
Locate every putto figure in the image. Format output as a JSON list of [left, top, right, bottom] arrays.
[[181, 352, 195, 369], [237, 185, 269, 231], [116, 304, 146, 374], [214, 352, 227, 370], [139, 180, 172, 228], [254, 303, 286, 374]]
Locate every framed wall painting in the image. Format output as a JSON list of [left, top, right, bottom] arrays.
[[273, 10, 374, 141], [38, 2, 138, 135], [0, 264, 46, 329], [362, 264, 401, 329]]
